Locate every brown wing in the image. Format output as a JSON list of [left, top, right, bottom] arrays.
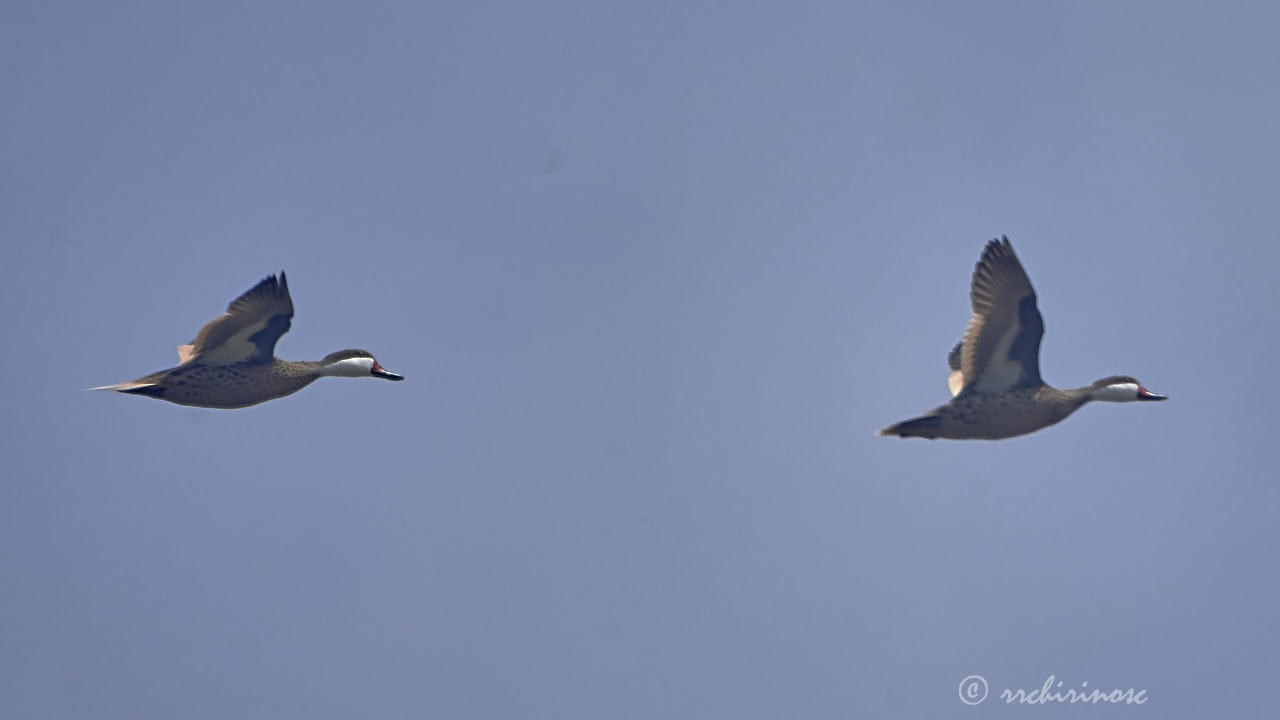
[[181, 273, 294, 366], [956, 238, 1044, 396]]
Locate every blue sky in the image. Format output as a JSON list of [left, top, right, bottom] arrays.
[[3, 2, 1278, 718]]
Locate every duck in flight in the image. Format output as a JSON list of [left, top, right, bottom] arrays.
[[94, 273, 403, 408], [879, 237, 1165, 440]]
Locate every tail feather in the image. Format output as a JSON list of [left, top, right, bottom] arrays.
[[878, 414, 941, 439], [89, 381, 164, 399]]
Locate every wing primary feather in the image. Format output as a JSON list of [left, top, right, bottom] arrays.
[[955, 237, 1044, 395]]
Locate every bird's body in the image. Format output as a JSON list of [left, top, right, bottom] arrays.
[[107, 358, 330, 409], [879, 238, 1164, 440], [95, 273, 402, 409], [885, 384, 1095, 440]]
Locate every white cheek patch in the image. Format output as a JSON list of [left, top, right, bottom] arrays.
[[1093, 382, 1139, 402], [321, 357, 375, 377]]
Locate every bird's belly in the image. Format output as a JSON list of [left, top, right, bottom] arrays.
[[154, 365, 314, 409], [932, 394, 1072, 440]]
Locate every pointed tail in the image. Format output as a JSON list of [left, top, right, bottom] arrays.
[[89, 381, 165, 399], [878, 414, 941, 439]]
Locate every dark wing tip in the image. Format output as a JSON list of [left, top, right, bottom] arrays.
[[231, 273, 284, 305], [218, 272, 296, 350], [970, 235, 1033, 305], [237, 272, 294, 307], [977, 235, 1016, 267]]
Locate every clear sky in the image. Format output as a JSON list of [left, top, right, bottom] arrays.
[[3, 2, 1277, 718]]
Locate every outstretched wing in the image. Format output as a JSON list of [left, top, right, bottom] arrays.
[[955, 238, 1044, 396], [181, 272, 294, 366]]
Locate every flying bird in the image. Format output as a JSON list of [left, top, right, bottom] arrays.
[[94, 273, 403, 408], [879, 237, 1165, 440]]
